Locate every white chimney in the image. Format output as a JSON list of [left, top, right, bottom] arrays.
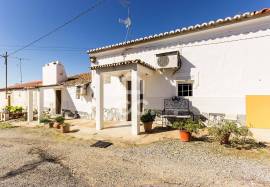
[[42, 61, 67, 86]]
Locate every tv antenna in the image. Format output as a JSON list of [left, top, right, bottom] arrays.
[[13, 57, 30, 84], [119, 0, 131, 42]]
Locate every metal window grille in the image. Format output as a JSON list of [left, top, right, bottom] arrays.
[[178, 83, 193, 96]]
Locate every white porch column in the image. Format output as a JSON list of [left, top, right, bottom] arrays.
[[27, 89, 33, 122], [131, 68, 141, 135], [95, 71, 104, 130], [37, 88, 44, 123]]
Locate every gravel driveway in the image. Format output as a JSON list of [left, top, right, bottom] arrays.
[[0, 127, 269, 187]]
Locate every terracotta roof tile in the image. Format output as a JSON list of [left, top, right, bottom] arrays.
[[0, 80, 42, 91], [0, 73, 92, 91], [62, 73, 91, 86], [90, 59, 156, 70]]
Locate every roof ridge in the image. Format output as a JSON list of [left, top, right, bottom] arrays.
[[88, 8, 270, 54]]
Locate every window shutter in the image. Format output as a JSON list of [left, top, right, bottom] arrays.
[[76, 86, 81, 99]]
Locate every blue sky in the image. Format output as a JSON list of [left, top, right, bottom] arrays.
[[0, 0, 269, 87]]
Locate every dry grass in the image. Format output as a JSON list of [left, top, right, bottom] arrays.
[[0, 122, 15, 129]]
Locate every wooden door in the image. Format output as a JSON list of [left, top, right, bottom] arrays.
[[127, 81, 132, 121], [126, 80, 143, 121], [55, 90, 62, 114]]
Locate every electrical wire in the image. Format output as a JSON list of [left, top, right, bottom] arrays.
[[9, 0, 107, 56], [0, 44, 89, 50]]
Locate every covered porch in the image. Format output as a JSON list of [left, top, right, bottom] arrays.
[[26, 85, 63, 123], [91, 59, 156, 135]]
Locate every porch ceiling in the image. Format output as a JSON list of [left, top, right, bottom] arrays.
[[90, 59, 156, 71]]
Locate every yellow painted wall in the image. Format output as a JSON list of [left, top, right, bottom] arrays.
[[246, 95, 270, 128]]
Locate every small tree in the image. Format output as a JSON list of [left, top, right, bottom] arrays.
[[208, 120, 252, 145]]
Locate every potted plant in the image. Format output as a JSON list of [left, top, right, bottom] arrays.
[[208, 120, 251, 145], [14, 106, 23, 118], [173, 119, 203, 142], [40, 117, 54, 128], [140, 110, 156, 133], [61, 123, 70, 133], [54, 116, 65, 129], [49, 121, 54, 128]]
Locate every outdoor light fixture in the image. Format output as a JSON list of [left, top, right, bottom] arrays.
[[90, 56, 96, 63], [119, 74, 125, 82]]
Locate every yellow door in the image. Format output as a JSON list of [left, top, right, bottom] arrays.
[[246, 95, 270, 128]]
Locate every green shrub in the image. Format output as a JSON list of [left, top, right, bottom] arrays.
[[209, 121, 237, 137], [0, 123, 14, 129], [5, 106, 12, 112], [14, 106, 23, 113], [208, 120, 252, 145], [140, 110, 156, 123], [40, 118, 52, 124], [5, 105, 23, 113], [39, 112, 52, 124], [172, 119, 204, 133], [54, 116, 65, 124]]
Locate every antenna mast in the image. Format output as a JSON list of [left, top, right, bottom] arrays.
[[119, 0, 131, 42], [19, 58, 23, 84]]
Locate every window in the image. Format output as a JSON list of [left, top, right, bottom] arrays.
[[76, 86, 81, 99], [177, 83, 193, 97]]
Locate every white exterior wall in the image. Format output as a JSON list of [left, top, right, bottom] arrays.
[[92, 15, 270, 122], [91, 71, 127, 120], [41, 86, 93, 118], [104, 76, 127, 120], [0, 92, 6, 108], [43, 88, 56, 113], [0, 89, 38, 110], [42, 61, 67, 86], [62, 86, 93, 119]]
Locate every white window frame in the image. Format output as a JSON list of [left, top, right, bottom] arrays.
[[176, 80, 193, 97]]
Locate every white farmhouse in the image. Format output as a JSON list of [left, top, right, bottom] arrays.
[[1, 8, 270, 140], [88, 8, 270, 136], [0, 61, 92, 120]]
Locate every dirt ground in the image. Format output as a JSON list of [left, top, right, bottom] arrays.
[[0, 126, 270, 187], [10, 119, 181, 145]]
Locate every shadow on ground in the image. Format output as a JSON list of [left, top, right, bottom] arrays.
[[0, 147, 70, 181]]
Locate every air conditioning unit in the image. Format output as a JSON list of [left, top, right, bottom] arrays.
[[156, 51, 181, 69]]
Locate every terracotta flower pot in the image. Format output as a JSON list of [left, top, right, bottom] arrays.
[[143, 122, 153, 133], [53, 122, 61, 129], [220, 133, 230, 145], [179, 130, 191, 142], [61, 124, 70, 133], [49, 122, 54, 128]]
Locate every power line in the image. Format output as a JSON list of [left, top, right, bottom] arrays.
[[0, 0, 106, 101], [9, 0, 106, 56], [0, 44, 89, 50], [0, 48, 87, 53]]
